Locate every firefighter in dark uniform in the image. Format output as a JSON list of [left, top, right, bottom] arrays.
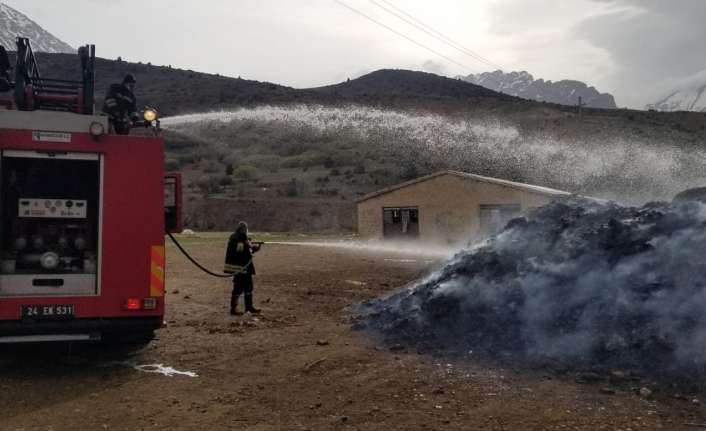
[[102, 74, 138, 135], [224, 221, 261, 315]]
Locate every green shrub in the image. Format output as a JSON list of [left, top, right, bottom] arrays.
[[280, 151, 328, 168], [285, 179, 298, 197], [315, 188, 339, 196], [371, 168, 391, 176], [164, 158, 180, 171], [178, 154, 196, 165], [400, 163, 419, 180], [244, 154, 280, 170], [196, 175, 221, 195], [203, 161, 219, 173], [233, 165, 258, 180]]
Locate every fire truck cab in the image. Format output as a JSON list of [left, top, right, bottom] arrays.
[[0, 38, 178, 343]]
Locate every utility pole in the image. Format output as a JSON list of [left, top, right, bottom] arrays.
[[577, 96, 587, 119]]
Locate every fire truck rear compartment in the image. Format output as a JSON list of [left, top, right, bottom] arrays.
[[0, 151, 100, 297]]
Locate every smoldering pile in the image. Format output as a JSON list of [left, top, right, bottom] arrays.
[[358, 196, 706, 376]]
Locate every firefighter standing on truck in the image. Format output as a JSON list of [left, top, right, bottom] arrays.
[[224, 221, 261, 315], [102, 74, 138, 135]]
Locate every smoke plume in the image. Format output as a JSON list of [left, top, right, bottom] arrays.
[[358, 196, 706, 377]]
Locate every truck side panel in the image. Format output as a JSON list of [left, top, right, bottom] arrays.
[[0, 129, 165, 324]]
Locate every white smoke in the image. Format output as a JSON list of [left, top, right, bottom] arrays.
[[359, 198, 706, 376]]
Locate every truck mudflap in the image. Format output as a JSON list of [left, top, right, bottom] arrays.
[[0, 316, 162, 341]]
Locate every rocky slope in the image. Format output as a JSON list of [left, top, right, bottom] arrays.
[[0, 2, 73, 53], [462, 70, 617, 109], [647, 83, 706, 112]]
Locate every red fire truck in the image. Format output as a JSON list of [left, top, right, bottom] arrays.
[[0, 38, 181, 343]]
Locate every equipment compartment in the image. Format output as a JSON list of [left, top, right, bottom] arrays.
[[0, 151, 101, 296]]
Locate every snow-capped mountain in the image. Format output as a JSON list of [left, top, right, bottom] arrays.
[[647, 85, 706, 112], [461, 70, 617, 109], [0, 2, 73, 53]]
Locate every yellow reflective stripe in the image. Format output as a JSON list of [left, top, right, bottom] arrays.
[[150, 245, 165, 297], [236, 243, 244, 252], [224, 264, 245, 273], [151, 262, 164, 279]]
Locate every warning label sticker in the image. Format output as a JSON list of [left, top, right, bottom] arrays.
[[32, 131, 72, 143]]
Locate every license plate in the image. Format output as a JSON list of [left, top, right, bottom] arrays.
[[21, 304, 75, 319]]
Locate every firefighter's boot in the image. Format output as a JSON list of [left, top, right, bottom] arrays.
[[230, 295, 242, 316], [244, 293, 260, 314]]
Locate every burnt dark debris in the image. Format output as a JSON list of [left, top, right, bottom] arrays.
[[357, 196, 706, 376]]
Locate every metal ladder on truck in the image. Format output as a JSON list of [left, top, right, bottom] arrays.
[[0, 37, 95, 114]]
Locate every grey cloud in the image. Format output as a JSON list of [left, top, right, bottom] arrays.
[[573, 0, 706, 106], [420, 59, 447, 76], [487, 0, 590, 36]]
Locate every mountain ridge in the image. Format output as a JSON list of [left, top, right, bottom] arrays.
[[461, 70, 617, 109], [0, 3, 73, 53]]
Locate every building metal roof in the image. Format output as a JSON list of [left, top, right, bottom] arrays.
[[356, 170, 572, 203]]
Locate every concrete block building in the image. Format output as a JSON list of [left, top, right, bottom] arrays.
[[356, 170, 570, 244]]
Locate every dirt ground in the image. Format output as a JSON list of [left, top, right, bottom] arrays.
[[2, 238, 706, 430]]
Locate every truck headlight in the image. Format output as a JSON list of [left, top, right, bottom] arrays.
[[89, 121, 105, 137], [143, 108, 158, 122]]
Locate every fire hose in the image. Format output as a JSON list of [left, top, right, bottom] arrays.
[[165, 231, 258, 278]]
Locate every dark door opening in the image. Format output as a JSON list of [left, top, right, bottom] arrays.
[[164, 174, 182, 234], [383, 207, 419, 239]]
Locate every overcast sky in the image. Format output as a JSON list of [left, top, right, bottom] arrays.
[[5, 0, 705, 108]]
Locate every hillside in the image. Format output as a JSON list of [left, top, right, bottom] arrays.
[[20, 55, 519, 116], [163, 102, 706, 232], [312, 69, 514, 101], [3, 52, 706, 232], [27, 53, 306, 117], [12, 52, 706, 130]]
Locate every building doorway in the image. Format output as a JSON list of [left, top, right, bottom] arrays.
[[479, 204, 521, 236], [383, 207, 419, 239]]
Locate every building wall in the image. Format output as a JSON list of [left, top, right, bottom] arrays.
[[357, 174, 559, 244]]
